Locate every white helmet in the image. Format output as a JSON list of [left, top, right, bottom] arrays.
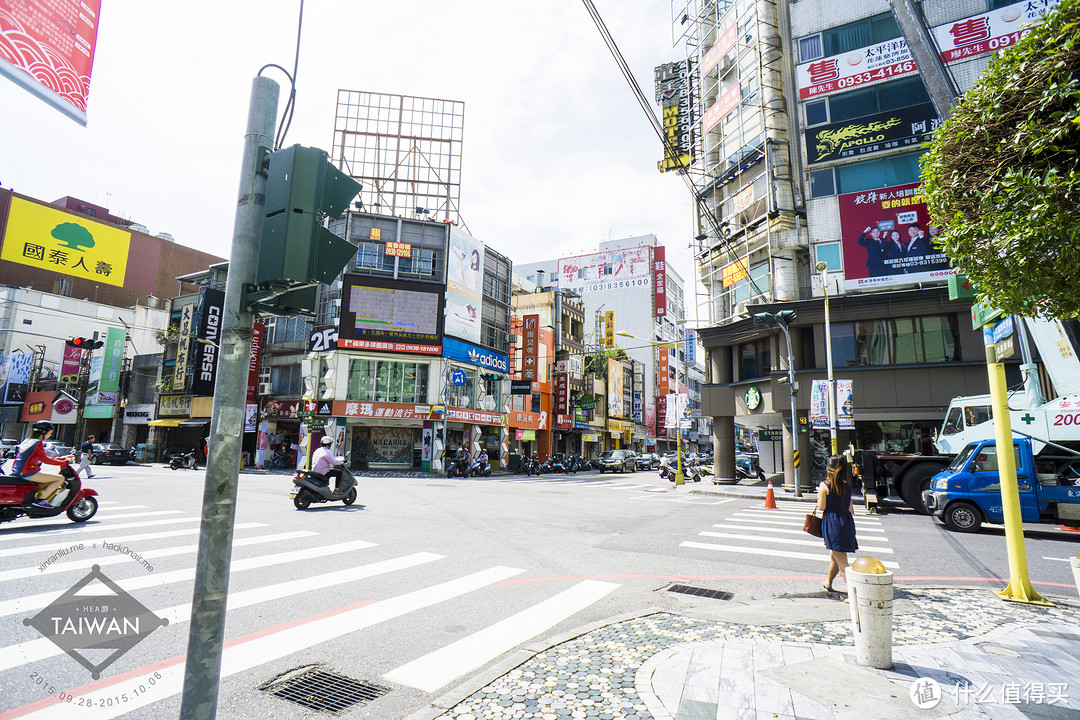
[[320, 436, 332, 446]]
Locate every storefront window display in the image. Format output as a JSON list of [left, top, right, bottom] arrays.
[[347, 359, 429, 404]]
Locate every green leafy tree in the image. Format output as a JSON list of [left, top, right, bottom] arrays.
[[51, 222, 96, 251], [920, 0, 1080, 319]]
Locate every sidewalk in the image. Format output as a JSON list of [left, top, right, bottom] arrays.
[[420, 587, 1080, 720]]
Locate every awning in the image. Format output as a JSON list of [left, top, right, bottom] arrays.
[[181, 418, 210, 426], [148, 419, 182, 427], [148, 418, 209, 427]]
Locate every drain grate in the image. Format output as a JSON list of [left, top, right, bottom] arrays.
[[261, 667, 390, 715], [666, 584, 733, 601]]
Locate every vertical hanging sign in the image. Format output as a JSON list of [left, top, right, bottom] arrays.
[[810, 380, 830, 429], [604, 311, 614, 348], [836, 379, 855, 429], [522, 314, 539, 382], [653, 246, 667, 317]]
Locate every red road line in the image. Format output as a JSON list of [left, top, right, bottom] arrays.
[[498, 573, 1076, 589]]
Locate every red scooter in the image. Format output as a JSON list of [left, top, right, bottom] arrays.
[[0, 461, 99, 525]]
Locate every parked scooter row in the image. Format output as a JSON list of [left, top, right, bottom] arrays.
[[445, 450, 493, 479]]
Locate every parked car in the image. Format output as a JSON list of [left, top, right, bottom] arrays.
[[1, 439, 19, 459], [91, 443, 130, 465], [598, 449, 636, 473], [41, 441, 75, 458], [635, 452, 660, 470]]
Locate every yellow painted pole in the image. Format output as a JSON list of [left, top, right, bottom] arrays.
[[985, 342, 1051, 605]]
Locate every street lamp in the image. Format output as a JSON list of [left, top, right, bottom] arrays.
[[616, 330, 684, 486], [753, 310, 802, 497], [815, 261, 838, 455]]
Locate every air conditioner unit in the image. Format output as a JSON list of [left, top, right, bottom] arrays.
[[258, 382, 273, 395]]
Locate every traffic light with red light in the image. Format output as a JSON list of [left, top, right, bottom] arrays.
[[66, 337, 104, 350]]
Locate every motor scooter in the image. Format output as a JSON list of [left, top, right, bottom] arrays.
[[290, 462, 358, 509], [168, 449, 198, 470], [0, 461, 99, 524], [469, 455, 492, 477], [446, 454, 471, 478]]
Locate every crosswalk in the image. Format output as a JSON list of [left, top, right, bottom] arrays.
[[0, 502, 624, 719], [680, 500, 899, 569], [476, 474, 734, 504]]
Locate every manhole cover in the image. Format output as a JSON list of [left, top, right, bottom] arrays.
[[261, 666, 390, 715], [666, 584, 734, 601]]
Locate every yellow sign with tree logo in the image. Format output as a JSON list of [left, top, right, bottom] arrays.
[[1, 198, 130, 287]]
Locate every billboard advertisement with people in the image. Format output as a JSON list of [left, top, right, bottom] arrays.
[[838, 182, 953, 291]]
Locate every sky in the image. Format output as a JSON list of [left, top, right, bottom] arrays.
[[0, 1, 705, 318]]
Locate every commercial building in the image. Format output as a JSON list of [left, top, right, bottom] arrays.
[[516, 235, 688, 453], [676, 0, 1060, 486]]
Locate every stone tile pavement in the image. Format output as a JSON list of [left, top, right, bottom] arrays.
[[417, 588, 1080, 720]]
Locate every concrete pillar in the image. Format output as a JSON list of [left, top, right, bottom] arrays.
[[782, 414, 795, 491], [713, 414, 736, 484], [848, 563, 895, 669]]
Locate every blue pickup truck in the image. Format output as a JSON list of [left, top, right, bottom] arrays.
[[923, 438, 1080, 532]]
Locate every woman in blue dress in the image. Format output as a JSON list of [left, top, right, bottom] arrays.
[[816, 454, 858, 592]]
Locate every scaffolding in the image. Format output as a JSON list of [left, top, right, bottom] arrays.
[[332, 90, 465, 226]]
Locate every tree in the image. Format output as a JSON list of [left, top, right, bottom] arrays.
[[920, 0, 1080, 319], [51, 222, 96, 251]]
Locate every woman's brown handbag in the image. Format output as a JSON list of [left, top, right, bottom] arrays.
[[803, 510, 823, 538]]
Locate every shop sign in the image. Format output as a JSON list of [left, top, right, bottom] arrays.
[[446, 407, 505, 426], [510, 409, 547, 430], [262, 399, 302, 419], [248, 321, 265, 404], [332, 401, 434, 420], [759, 427, 783, 442], [190, 288, 225, 396], [555, 372, 571, 429], [604, 311, 614, 348], [159, 395, 191, 417], [721, 257, 749, 288], [510, 380, 533, 395], [124, 404, 156, 425], [582, 433, 600, 443], [443, 336, 509, 374], [516, 429, 536, 441], [522, 314, 539, 381], [805, 103, 938, 165], [653, 246, 667, 317]]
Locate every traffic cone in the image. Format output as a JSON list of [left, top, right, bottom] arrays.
[[763, 481, 777, 509], [1062, 524, 1080, 532]]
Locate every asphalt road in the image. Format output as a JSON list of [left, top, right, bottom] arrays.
[[0, 462, 1076, 719]]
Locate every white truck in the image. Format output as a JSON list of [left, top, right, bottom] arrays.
[[856, 316, 1080, 514]]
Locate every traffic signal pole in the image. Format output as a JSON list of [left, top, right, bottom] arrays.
[[179, 75, 278, 720]]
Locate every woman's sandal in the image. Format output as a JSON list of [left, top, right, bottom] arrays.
[[822, 584, 834, 593]]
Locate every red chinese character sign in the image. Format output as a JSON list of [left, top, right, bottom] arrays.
[[0, 0, 102, 125], [653, 246, 667, 317], [838, 182, 953, 291]]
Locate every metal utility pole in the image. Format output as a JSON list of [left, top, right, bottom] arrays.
[[179, 75, 278, 720], [887, 0, 959, 119]]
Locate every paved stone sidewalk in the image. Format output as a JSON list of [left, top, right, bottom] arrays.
[[423, 588, 1080, 720]]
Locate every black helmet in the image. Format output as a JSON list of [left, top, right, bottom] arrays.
[[320, 436, 332, 446], [32, 420, 54, 433]]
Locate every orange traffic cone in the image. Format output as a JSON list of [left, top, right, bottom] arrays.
[[763, 481, 777, 509], [1062, 524, 1080, 532]]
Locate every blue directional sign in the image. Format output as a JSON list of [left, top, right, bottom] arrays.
[[451, 369, 466, 386]]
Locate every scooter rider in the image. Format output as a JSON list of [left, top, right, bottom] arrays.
[[310, 436, 344, 492], [10, 421, 69, 508]]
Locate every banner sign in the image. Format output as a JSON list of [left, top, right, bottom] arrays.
[[445, 227, 485, 344], [604, 311, 614, 348], [804, 103, 939, 165], [653, 246, 667, 317], [338, 275, 444, 354], [446, 407, 505, 425], [810, 380, 830, 429], [703, 82, 740, 133], [559, 245, 653, 296], [521, 314, 539, 382], [1, 197, 130, 287], [656, 394, 668, 436], [0, 0, 102, 125], [190, 288, 225, 396], [836, 379, 855, 429], [247, 321, 265, 405], [59, 344, 81, 384], [654, 60, 694, 173], [555, 372, 571, 428], [607, 359, 625, 419], [93, 327, 126, 406], [173, 303, 195, 392], [796, 0, 1060, 99], [442, 336, 509, 374], [839, 182, 952, 291], [700, 21, 737, 74], [657, 347, 670, 396]]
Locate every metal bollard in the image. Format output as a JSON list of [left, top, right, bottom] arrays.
[[1071, 552, 1080, 599], [848, 555, 893, 669]]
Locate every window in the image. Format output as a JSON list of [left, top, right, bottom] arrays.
[[346, 359, 429, 404], [822, 12, 901, 56], [826, 77, 930, 124], [830, 315, 959, 367], [809, 168, 836, 198], [799, 34, 823, 62], [835, 151, 923, 194], [805, 99, 828, 126], [814, 242, 842, 272], [739, 339, 771, 380], [356, 242, 381, 270], [270, 365, 302, 395]]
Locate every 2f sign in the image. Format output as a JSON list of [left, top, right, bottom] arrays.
[[309, 328, 338, 352]]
